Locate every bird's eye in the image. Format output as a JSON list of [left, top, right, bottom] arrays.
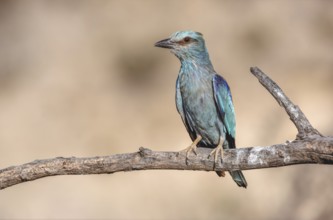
[[184, 37, 191, 42]]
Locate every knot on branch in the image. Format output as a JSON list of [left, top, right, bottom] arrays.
[[139, 147, 153, 157]]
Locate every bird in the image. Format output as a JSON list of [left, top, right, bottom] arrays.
[[155, 30, 247, 188]]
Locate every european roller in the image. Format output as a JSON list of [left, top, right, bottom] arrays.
[[155, 31, 247, 188]]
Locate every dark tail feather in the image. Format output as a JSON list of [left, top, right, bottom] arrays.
[[215, 170, 247, 188], [216, 171, 225, 177], [215, 135, 247, 188], [229, 170, 247, 188]]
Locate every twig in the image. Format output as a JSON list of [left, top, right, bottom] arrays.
[[0, 67, 332, 190]]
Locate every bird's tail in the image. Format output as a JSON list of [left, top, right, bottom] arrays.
[[229, 170, 247, 188]]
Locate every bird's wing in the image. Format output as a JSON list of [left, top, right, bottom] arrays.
[[176, 75, 197, 141], [212, 74, 236, 146]]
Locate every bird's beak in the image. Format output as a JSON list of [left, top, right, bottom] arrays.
[[154, 38, 174, 49]]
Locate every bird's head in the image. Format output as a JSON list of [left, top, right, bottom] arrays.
[[155, 31, 209, 62]]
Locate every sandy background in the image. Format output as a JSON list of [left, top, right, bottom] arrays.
[[0, 1, 332, 219]]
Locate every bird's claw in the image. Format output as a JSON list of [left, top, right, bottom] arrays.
[[209, 144, 225, 176], [180, 135, 202, 165], [183, 144, 197, 156], [209, 144, 224, 163], [180, 143, 197, 165]]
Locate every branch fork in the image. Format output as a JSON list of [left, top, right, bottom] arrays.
[[0, 67, 332, 190]]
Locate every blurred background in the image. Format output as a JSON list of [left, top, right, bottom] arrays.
[[0, 1, 332, 219]]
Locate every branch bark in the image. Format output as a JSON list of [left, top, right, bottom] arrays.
[[1, 67, 332, 190], [250, 67, 322, 139]]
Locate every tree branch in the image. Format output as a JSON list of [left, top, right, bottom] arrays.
[[0, 67, 332, 190], [250, 67, 322, 139]]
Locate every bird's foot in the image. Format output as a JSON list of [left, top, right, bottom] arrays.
[[180, 135, 202, 164], [209, 144, 224, 164], [209, 140, 225, 176]]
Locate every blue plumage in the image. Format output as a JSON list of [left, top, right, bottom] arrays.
[[155, 31, 247, 188]]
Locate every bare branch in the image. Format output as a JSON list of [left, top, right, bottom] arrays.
[[0, 67, 331, 190], [1, 136, 333, 190], [250, 67, 322, 139]]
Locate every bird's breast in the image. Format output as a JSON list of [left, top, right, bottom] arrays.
[[178, 71, 222, 146]]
